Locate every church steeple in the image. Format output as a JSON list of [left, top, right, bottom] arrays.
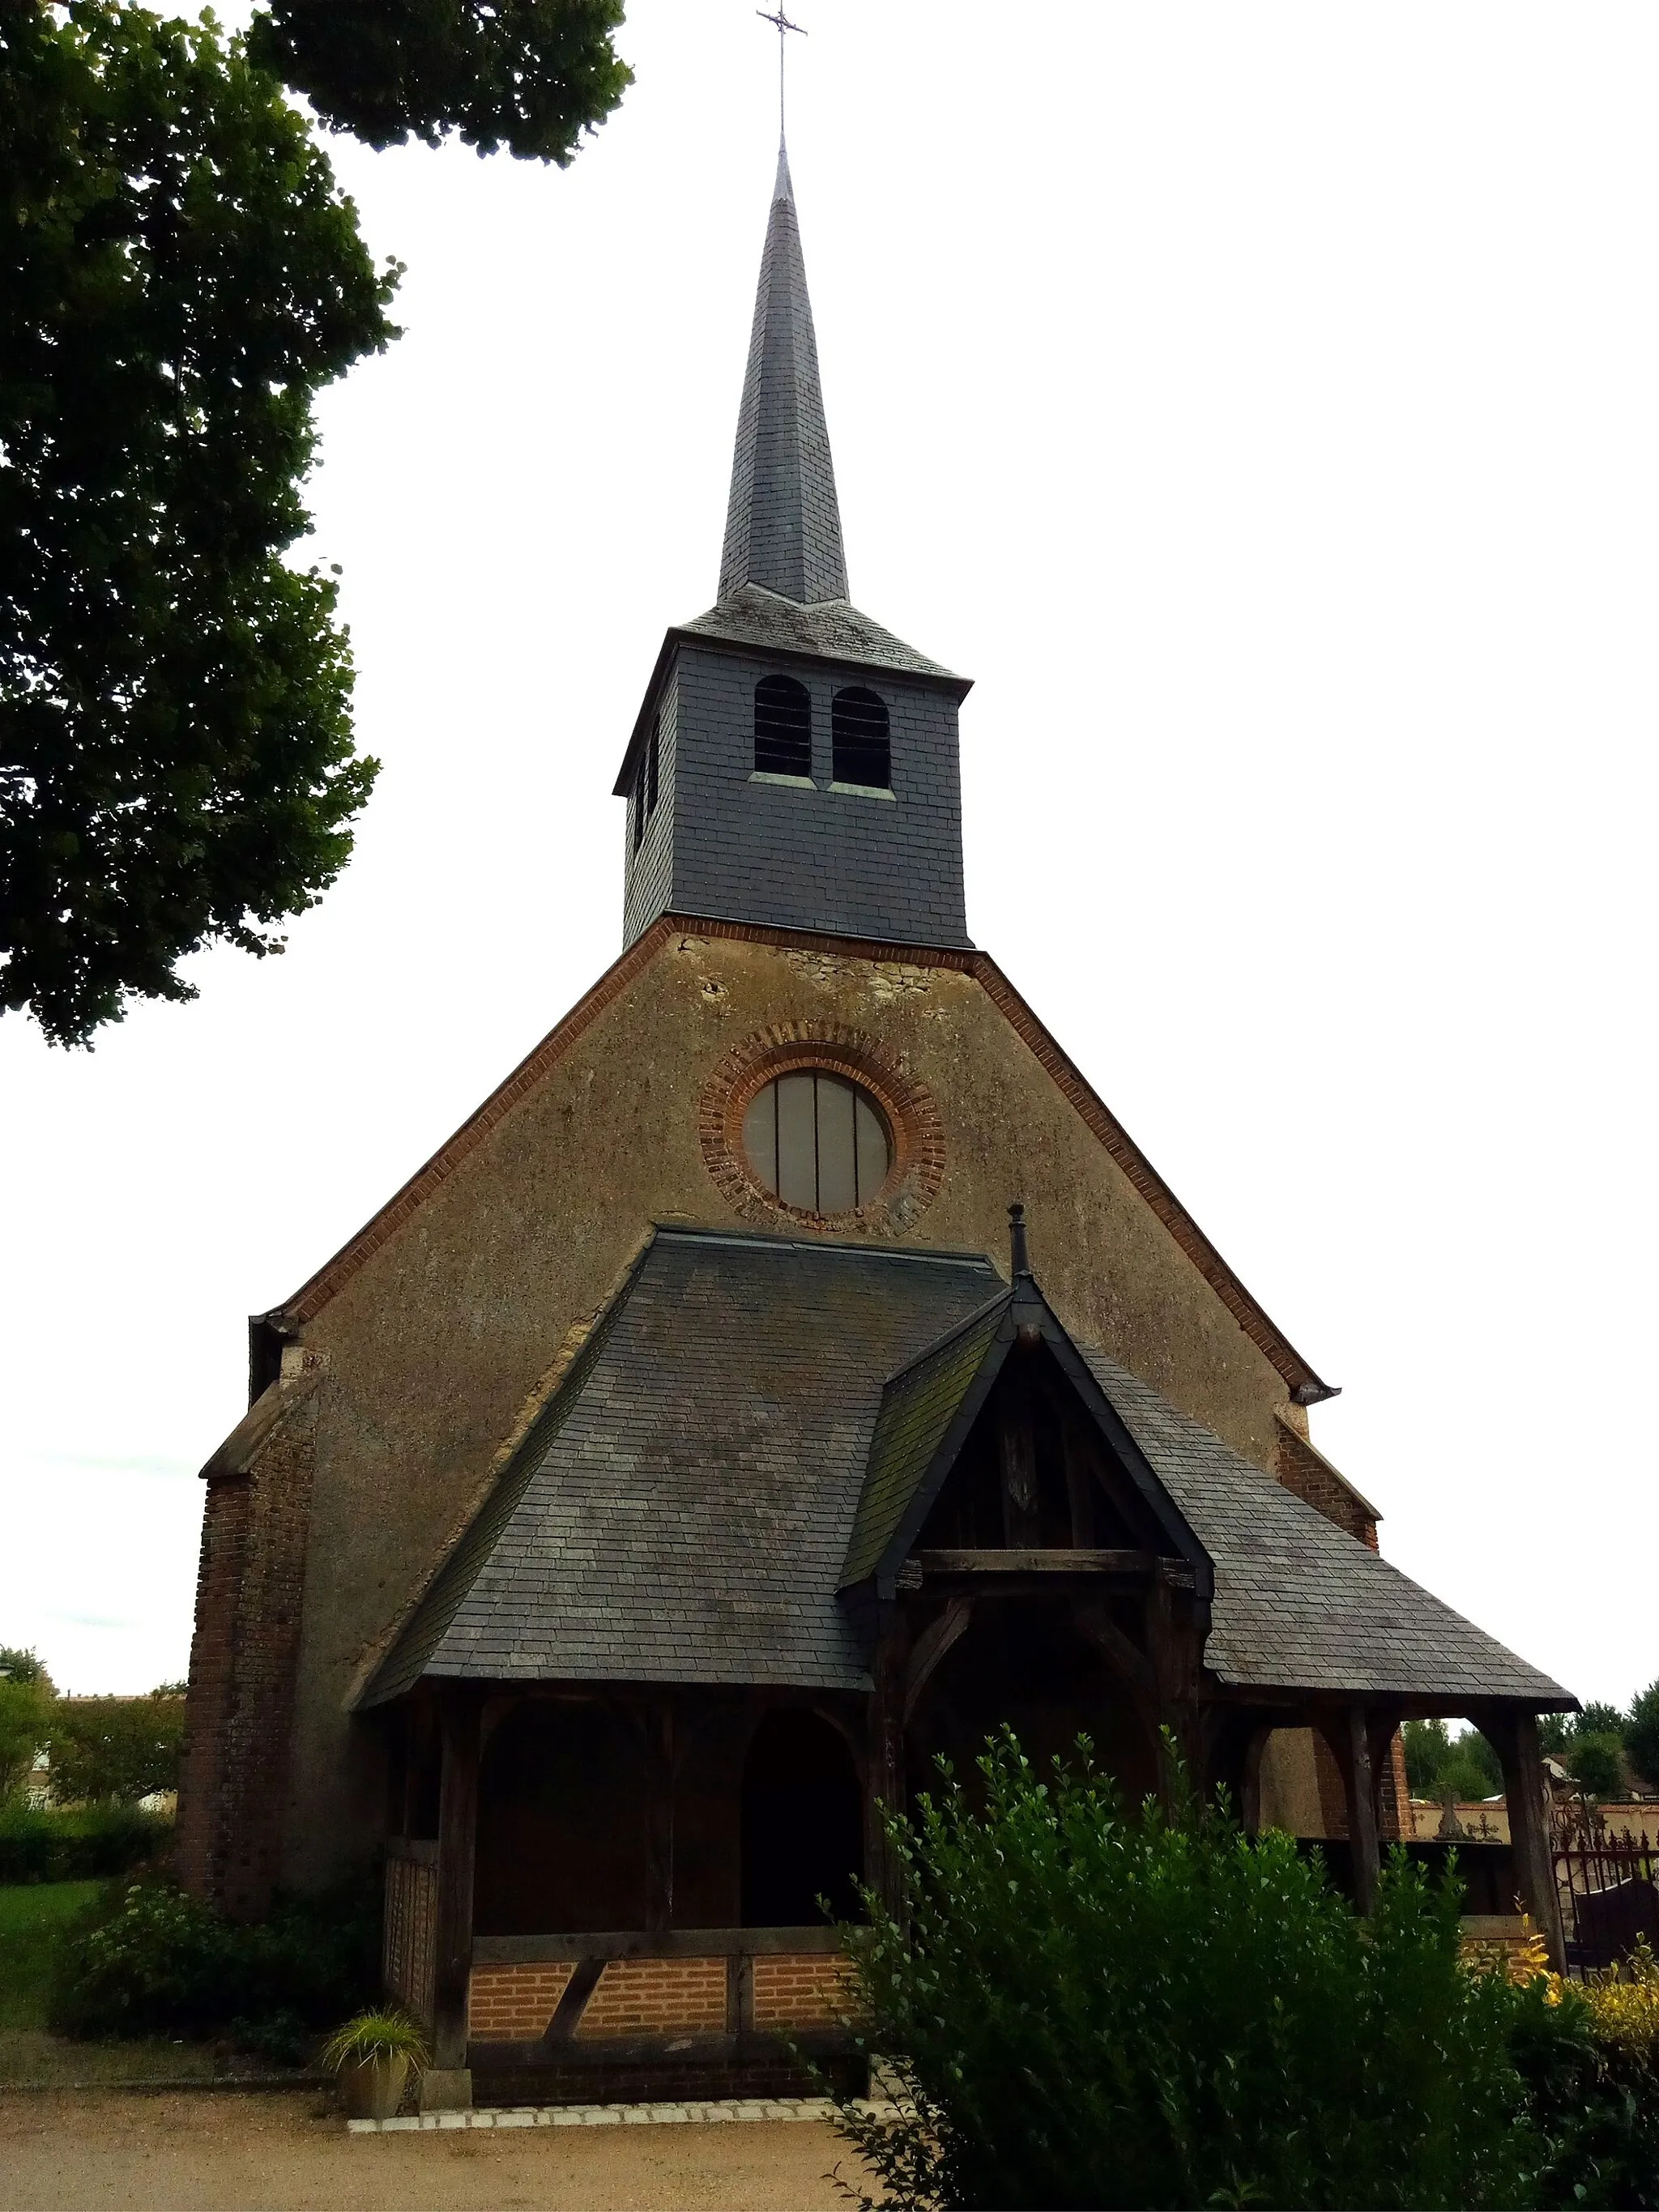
[[718, 142, 849, 606]]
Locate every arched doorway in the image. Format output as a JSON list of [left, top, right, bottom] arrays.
[[740, 1710, 864, 1927]]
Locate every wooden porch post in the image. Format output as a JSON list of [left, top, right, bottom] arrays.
[[866, 1605, 910, 1919], [426, 1686, 481, 2108], [1484, 1709, 1566, 1972], [1334, 1704, 1382, 1915], [643, 1699, 675, 1934]]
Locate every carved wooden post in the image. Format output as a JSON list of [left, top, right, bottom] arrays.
[[1484, 1709, 1566, 1971], [866, 1606, 910, 1919], [428, 1686, 481, 2106], [1148, 1562, 1205, 1808]]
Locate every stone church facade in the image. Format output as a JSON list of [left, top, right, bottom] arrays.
[[177, 144, 1572, 2108]]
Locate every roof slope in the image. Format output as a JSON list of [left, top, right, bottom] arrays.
[[1077, 1346, 1572, 1707], [365, 1229, 1002, 1703], [675, 585, 962, 685], [841, 1296, 1009, 1588], [719, 143, 847, 606]]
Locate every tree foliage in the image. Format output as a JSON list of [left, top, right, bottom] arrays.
[[0, 1676, 53, 1801], [1630, 1682, 1659, 1794], [48, 1692, 186, 1805], [1, 2, 397, 1045], [0, 1646, 54, 1690], [250, 0, 631, 163], [829, 1732, 1531, 2210], [1403, 1718, 1505, 1803]]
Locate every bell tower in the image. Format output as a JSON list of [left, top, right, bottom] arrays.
[[613, 145, 972, 952]]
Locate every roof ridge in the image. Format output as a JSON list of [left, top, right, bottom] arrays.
[[877, 1285, 1013, 1388], [652, 1221, 1001, 1270]]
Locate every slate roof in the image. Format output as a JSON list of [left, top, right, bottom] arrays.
[[719, 143, 848, 607], [674, 586, 964, 687], [364, 1229, 1001, 1703], [364, 1229, 1571, 1713], [840, 1298, 1009, 1588], [1075, 1346, 1572, 1707]]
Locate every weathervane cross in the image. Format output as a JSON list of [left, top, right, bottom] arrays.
[[756, 6, 806, 139]]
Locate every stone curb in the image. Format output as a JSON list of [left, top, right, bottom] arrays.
[[347, 2095, 900, 2134]]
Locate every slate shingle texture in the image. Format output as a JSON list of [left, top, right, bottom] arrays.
[[1076, 1346, 1572, 1706], [365, 1231, 1570, 1714], [365, 1230, 1002, 1703]]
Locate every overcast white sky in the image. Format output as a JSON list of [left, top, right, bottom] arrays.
[[2, 2, 1654, 1711]]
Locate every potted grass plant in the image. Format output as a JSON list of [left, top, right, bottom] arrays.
[[320, 2008, 428, 2120]]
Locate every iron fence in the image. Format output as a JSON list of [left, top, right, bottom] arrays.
[[1551, 1801, 1658, 1978]]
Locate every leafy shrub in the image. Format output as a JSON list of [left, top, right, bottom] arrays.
[[829, 1731, 1531, 2212], [51, 1871, 380, 2046], [0, 1801, 170, 1884], [1508, 1971, 1659, 2209]]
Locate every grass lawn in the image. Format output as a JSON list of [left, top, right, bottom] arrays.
[[0, 1882, 215, 2085]]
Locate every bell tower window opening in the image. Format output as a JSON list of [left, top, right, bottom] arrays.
[[741, 1071, 890, 1213], [754, 674, 812, 778], [832, 686, 890, 789]]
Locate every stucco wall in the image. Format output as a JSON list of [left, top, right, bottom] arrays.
[[259, 925, 1311, 1886]]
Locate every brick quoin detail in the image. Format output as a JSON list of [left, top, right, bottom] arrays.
[[751, 1953, 855, 2030], [174, 1377, 321, 1916], [700, 1020, 945, 1235]]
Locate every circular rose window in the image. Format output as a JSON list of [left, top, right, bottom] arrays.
[[741, 1071, 891, 1214]]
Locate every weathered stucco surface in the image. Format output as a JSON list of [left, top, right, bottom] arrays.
[[250, 926, 1316, 1886]]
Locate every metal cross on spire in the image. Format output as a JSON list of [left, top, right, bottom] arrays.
[[756, 6, 806, 140]]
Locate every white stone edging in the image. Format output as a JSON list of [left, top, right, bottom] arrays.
[[347, 2095, 901, 2134]]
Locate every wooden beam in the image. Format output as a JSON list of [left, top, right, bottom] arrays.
[[914, 1548, 1154, 1576], [432, 1689, 481, 2073], [1482, 1709, 1567, 1973], [1333, 1705, 1381, 1915], [866, 1605, 909, 1919], [474, 1925, 843, 1965], [903, 1596, 972, 1725], [642, 1701, 674, 1935]]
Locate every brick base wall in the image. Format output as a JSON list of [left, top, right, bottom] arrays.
[[751, 1952, 855, 2029], [467, 1951, 851, 2044]]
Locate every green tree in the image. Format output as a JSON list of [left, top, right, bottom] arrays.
[[2, 2, 397, 1046], [1627, 1681, 1659, 1792], [1403, 1718, 1504, 1802], [0, 1646, 54, 1690], [1570, 1732, 1625, 1800], [48, 1693, 186, 1804], [250, 0, 631, 163], [0, 1677, 53, 1800], [1576, 1701, 1627, 1742], [831, 1734, 1532, 2210]]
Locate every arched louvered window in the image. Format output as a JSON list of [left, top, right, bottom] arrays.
[[753, 674, 812, 778], [832, 686, 890, 789], [742, 1071, 890, 1213]]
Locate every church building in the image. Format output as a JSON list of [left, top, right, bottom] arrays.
[[177, 141, 1572, 2110]]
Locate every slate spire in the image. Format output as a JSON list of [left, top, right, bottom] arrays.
[[718, 141, 849, 606]]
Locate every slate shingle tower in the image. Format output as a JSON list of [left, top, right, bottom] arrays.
[[615, 144, 972, 953]]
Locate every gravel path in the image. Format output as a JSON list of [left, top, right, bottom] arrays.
[[0, 2090, 861, 2210]]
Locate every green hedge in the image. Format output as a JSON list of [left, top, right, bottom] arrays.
[[0, 1802, 170, 1885], [50, 1870, 380, 2054]]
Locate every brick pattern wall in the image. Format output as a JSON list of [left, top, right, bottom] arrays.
[[1273, 1419, 1378, 1549], [469, 1963, 576, 2042], [624, 641, 970, 951], [175, 1370, 322, 1916], [383, 1853, 439, 2028], [578, 1958, 728, 2038], [751, 1951, 855, 2030]]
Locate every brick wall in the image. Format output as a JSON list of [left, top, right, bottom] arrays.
[[467, 1953, 848, 2043], [469, 1963, 576, 2042], [174, 1363, 322, 1916], [751, 1951, 855, 2030], [1273, 1417, 1378, 1550]]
